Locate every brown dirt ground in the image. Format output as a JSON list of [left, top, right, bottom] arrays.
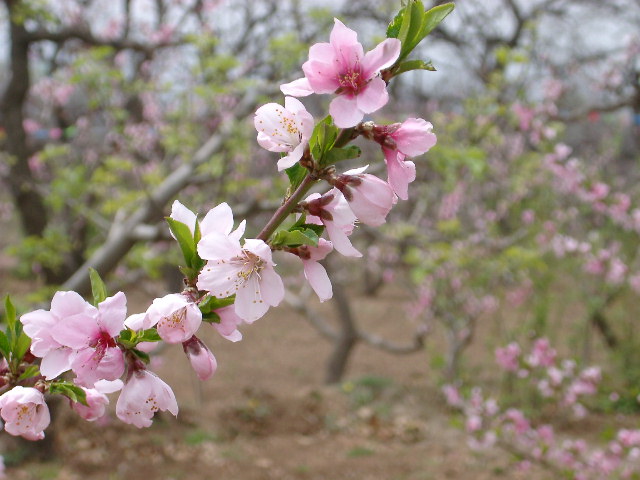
[[2, 279, 556, 480]]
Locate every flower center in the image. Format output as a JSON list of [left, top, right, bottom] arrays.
[[234, 250, 264, 285], [338, 68, 364, 94]]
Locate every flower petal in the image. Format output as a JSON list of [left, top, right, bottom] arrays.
[[330, 95, 363, 128], [280, 77, 314, 97], [303, 260, 333, 302], [362, 38, 401, 77], [356, 77, 389, 114]]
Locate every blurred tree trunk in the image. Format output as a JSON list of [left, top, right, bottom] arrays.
[[324, 264, 358, 384], [1, 0, 50, 242]]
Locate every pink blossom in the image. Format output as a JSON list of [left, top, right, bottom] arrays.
[[526, 338, 556, 368], [21, 291, 96, 379], [140, 293, 202, 344], [211, 305, 244, 342], [254, 97, 314, 171], [0, 386, 50, 440], [170, 200, 246, 241], [116, 369, 178, 428], [281, 19, 400, 128], [303, 189, 362, 257], [74, 390, 108, 422], [442, 384, 463, 408], [197, 236, 285, 322], [182, 336, 217, 381], [495, 342, 521, 372], [51, 292, 127, 386], [289, 238, 334, 302], [332, 166, 396, 226], [374, 118, 437, 199]]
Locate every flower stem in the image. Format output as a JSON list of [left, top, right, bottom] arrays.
[[257, 174, 317, 242]]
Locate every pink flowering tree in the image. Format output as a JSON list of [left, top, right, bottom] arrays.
[[444, 338, 640, 479], [0, 1, 454, 464]]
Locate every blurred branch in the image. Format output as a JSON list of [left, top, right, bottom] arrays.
[[61, 88, 263, 295]]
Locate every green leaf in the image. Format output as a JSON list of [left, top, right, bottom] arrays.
[[309, 116, 338, 164], [198, 294, 235, 314], [271, 229, 319, 248], [393, 59, 436, 75], [386, 7, 404, 38], [18, 365, 40, 382], [4, 296, 16, 332], [89, 268, 108, 306], [49, 381, 88, 406], [166, 217, 197, 269], [0, 331, 10, 359], [285, 163, 308, 192], [388, 1, 454, 64], [419, 2, 455, 39], [138, 328, 162, 343], [13, 332, 31, 363], [322, 146, 362, 167], [202, 311, 221, 323], [131, 348, 150, 364]]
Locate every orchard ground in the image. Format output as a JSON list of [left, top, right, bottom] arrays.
[[3, 269, 621, 480]]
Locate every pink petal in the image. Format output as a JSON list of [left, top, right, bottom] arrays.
[[280, 77, 314, 97], [243, 238, 274, 265], [393, 118, 437, 157], [39, 348, 73, 379], [200, 202, 235, 237], [330, 95, 363, 128], [384, 150, 416, 200], [362, 38, 401, 77], [356, 77, 389, 114], [50, 291, 96, 319], [97, 292, 127, 337], [325, 221, 362, 257], [329, 19, 363, 67], [302, 60, 341, 94], [277, 143, 305, 171], [197, 260, 242, 299], [303, 260, 333, 302], [197, 231, 242, 261], [235, 276, 270, 322], [258, 266, 285, 308]]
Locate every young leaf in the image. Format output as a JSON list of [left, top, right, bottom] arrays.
[[0, 331, 10, 359], [198, 294, 235, 315], [271, 229, 319, 248], [285, 163, 308, 192], [13, 332, 31, 363], [419, 2, 455, 39], [166, 217, 197, 269], [89, 268, 108, 306], [138, 328, 162, 343], [393, 59, 436, 75], [322, 145, 362, 167], [17, 365, 40, 382], [4, 295, 16, 332], [49, 381, 88, 406]]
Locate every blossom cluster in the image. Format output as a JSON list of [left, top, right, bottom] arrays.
[[0, 11, 442, 445], [444, 339, 640, 479]]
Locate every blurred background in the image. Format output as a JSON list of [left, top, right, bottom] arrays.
[[1, 0, 640, 478]]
